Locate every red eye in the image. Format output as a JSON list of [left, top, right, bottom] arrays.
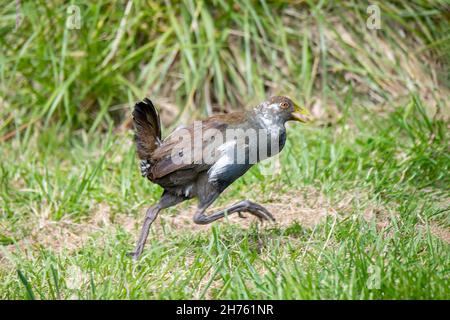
[[281, 102, 289, 109]]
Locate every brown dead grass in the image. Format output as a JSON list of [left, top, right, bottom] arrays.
[[2, 187, 447, 270], [150, 187, 393, 233], [1, 188, 381, 255], [428, 223, 450, 245]]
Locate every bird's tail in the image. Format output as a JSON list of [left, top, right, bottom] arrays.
[[132, 98, 161, 160]]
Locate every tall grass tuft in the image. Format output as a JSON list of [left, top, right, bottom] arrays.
[[1, 0, 448, 139]]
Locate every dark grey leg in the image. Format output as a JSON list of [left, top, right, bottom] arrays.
[[129, 192, 184, 261], [193, 198, 275, 225]]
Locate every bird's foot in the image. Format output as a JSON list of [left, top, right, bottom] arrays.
[[140, 160, 151, 177], [126, 250, 139, 261], [127, 251, 137, 260], [241, 201, 275, 222]]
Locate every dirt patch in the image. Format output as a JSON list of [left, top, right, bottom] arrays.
[[1, 203, 110, 259], [429, 223, 450, 244], [136, 188, 335, 232], [129, 187, 390, 233], [1, 187, 393, 265]]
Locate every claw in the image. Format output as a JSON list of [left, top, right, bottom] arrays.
[[247, 208, 268, 222], [260, 212, 272, 222], [245, 204, 275, 223], [259, 207, 275, 222]]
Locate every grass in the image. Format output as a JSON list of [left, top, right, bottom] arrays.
[[1, 97, 448, 299], [0, 1, 449, 299]]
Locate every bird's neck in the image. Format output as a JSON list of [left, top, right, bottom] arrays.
[[251, 107, 286, 132], [250, 108, 287, 159]]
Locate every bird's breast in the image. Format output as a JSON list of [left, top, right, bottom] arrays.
[[257, 126, 286, 161]]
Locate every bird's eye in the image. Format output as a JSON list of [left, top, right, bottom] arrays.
[[280, 102, 289, 109]]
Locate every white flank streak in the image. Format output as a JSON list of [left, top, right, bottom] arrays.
[[208, 140, 238, 182], [184, 184, 193, 197]]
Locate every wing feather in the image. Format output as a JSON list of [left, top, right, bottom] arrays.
[[149, 113, 246, 182]]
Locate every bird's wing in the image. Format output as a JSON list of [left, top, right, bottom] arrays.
[[207, 140, 251, 184], [149, 112, 246, 181]]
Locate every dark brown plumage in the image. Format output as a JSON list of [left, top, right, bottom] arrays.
[[129, 96, 310, 260], [133, 98, 161, 159]]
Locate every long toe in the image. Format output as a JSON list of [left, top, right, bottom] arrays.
[[246, 203, 275, 222], [258, 206, 275, 222], [238, 212, 247, 219], [257, 209, 273, 222], [244, 209, 263, 221], [248, 208, 271, 222]]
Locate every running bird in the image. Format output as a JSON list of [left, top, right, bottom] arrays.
[[129, 96, 311, 260]]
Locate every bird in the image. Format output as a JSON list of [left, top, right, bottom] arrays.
[[129, 96, 311, 260]]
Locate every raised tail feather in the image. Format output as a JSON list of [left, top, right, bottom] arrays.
[[132, 98, 161, 160]]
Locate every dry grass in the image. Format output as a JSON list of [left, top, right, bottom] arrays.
[[1, 1, 449, 135], [1, 1, 449, 300], [0, 186, 405, 262], [430, 224, 450, 244]]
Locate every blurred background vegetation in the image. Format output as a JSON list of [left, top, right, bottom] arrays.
[[1, 0, 449, 136], [0, 1, 449, 299]]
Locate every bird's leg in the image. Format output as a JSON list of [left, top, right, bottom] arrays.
[[238, 212, 247, 219], [193, 199, 275, 225], [129, 204, 161, 261], [129, 192, 184, 261]]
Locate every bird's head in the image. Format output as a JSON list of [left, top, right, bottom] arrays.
[[256, 96, 311, 125]]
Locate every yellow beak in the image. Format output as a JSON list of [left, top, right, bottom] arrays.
[[291, 104, 312, 123]]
